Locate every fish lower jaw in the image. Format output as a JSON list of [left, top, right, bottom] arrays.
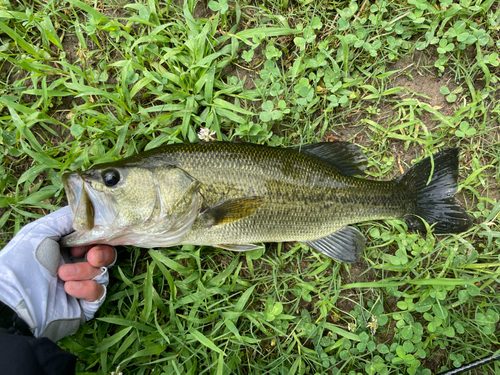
[[60, 229, 183, 248], [59, 226, 116, 247], [60, 230, 101, 248]]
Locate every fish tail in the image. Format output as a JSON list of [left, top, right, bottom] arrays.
[[397, 148, 472, 234]]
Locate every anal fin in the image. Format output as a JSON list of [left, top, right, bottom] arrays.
[[200, 196, 265, 227], [304, 226, 365, 263], [217, 243, 263, 252]]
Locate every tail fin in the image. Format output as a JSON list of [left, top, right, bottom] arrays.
[[397, 149, 472, 234]]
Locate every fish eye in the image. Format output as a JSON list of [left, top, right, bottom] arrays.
[[102, 169, 120, 187]]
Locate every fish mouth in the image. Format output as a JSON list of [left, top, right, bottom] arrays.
[[63, 172, 95, 231], [63, 171, 119, 233]]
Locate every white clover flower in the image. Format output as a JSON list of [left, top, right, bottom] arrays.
[[198, 128, 216, 141], [366, 315, 378, 335]]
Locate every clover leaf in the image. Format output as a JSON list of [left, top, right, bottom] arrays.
[[455, 121, 476, 138]]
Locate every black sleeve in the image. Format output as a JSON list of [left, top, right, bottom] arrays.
[[0, 328, 76, 375]]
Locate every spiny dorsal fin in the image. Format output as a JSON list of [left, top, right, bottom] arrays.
[[200, 196, 265, 227], [304, 226, 365, 263], [295, 142, 367, 176]]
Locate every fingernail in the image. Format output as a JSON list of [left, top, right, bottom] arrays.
[[68, 281, 82, 291], [64, 265, 78, 277], [94, 248, 106, 264]]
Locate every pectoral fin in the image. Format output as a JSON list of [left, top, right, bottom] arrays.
[[217, 243, 263, 251], [200, 196, 265, 227], [304, 226, 365, 263]]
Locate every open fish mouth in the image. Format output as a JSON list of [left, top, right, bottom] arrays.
[[62, 172, 118, 232], [62, 173, 95, 231]]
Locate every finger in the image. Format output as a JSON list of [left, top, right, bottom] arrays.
[[58, 262, 104, 281], [71, 245, 92, 258], [86, 245, 115, 268], [64, 280, 105, 302]]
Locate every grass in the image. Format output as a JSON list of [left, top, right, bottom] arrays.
[[1, 0, 500, 373]]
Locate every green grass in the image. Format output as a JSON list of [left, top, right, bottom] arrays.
[[1, 0, 500, 374]]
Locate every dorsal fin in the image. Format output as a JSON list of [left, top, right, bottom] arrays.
[[294, 142, 367, 176]]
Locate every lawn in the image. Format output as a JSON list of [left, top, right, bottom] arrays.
[[1, 0, 500, 374]]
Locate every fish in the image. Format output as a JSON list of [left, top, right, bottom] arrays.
[[60, 142, 472, 263]]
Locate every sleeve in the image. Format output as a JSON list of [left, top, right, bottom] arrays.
[[0, 328, 76, 375]]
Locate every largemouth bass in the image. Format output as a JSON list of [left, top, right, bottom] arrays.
[[60, 142, 472, 263]]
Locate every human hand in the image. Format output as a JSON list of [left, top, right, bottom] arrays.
[[59, 245, 116, 302], [0, 207, 116, 341]]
